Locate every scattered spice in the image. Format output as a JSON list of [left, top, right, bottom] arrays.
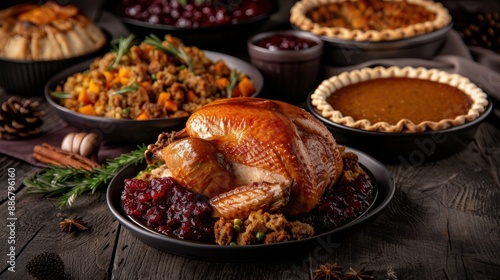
[[33, 143, 101, 170], [313, 263, 376, 280], [60, 216, 89, 233], [313, 263, 344, 280], [343, 266, 375, 280]]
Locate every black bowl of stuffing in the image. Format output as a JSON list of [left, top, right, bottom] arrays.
[[108, 0, 278, 51], [45, 34, 263, 143]]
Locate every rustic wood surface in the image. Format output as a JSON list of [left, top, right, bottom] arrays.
[[1, 81, 500, 280], [1, 1, 500, 279]]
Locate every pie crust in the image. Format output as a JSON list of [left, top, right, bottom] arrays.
[[310, 66, 489, 133], [290, 0, 452, 42], [0, 2, 106, 61]]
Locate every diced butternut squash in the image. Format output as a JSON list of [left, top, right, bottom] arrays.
[[215, 78, 229, 88], [136, 112, 149, 120], [237, 77, 256, 97], [157, 92, 171, 105], [118, 67, 131, 85], [164, 100, 178, 112], [78, 104, 96, 116], [88, 79, 100, 94], [214, 60, 229, 75], [77, 88, 92, 104], [103, 71, 114, 88]]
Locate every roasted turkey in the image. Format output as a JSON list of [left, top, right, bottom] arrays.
[[146, 97, 344, 219]]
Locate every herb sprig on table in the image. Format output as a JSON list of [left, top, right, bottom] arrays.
[[23, 145, 147, 208]]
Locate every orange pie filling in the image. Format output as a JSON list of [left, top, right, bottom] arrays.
[[311, 67, 489, 133], [290, 0, 452, 41]]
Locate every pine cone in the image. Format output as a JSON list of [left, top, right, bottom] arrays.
[[25, 251, 65, 280], [460, 12, 500, 53], [0, 97, 43, 140]]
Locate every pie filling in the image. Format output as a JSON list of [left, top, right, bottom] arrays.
[[310, 67, 489, 133], [290, 0, 452, 41]]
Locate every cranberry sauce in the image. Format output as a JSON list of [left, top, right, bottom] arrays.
[[254, 34, 318, 51], [297, 172, 375, 233], [119, 0, 275, 28], [121, 177, 215, 242]]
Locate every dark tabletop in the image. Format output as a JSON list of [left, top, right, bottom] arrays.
[[1, 1, 500, 279]]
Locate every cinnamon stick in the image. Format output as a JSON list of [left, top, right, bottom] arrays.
[[33, 143, 101, 170]]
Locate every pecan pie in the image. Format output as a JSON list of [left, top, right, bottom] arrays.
[[290, 0, 452, 41], [310, 67, 489, 133], [0, 1, 106, 61]]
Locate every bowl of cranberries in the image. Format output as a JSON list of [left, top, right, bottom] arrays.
[[247, 30, 323, 103], [111, 0, 278, 51]]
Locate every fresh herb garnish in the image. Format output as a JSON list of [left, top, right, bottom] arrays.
[[50, 91, 73, 99], [112, 83, 140, 95], [107, 34, 138, 70], [23, 145, 147, 208], [144, 34, 194, 72], [226, 69, 238, 97]]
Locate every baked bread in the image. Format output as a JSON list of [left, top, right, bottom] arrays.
[[0, 1, 106, 61]]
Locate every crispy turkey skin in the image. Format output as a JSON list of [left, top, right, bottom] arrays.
[[146, 97, 343, 218]]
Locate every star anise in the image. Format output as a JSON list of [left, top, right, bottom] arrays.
[[60, 216, 89, 233], [313, 263, 345, 280], [343, 266, 375, 280]]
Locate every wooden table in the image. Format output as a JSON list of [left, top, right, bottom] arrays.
[[1, 83, 500, 280]]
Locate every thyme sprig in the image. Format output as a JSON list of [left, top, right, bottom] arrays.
[[107, 34, 138, 70], [144, 34, 194, 72], [23, 145, 147, 208], [50, 91, 73, 99], [112, 83, 140, 95], [226, 69, 238, 97]]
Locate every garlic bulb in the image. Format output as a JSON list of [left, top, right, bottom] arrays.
[[61, 132, 100, 161]]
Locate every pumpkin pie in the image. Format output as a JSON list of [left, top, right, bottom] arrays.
[[0, 1, 106, 61], [290, 0, 452, 41], [310, 66, 489, 132]]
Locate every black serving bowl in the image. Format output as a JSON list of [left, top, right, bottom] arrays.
[[109, 0, 278, 52], [0, 31, 109, 96], [247, 29, 324, 103], [106, 147, 395, 261], [44, 52, 263, 144], [293, 24, 452, 66], [307, 92, 494, 164]]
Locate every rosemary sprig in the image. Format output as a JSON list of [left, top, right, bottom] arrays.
[[226, 69, 238, 97], [107, 34, 138, 70], [144, 34, 194, 72], [112, 83, 139, 95], [23, 145, 147, 208], [50, 91, 73, 99]]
